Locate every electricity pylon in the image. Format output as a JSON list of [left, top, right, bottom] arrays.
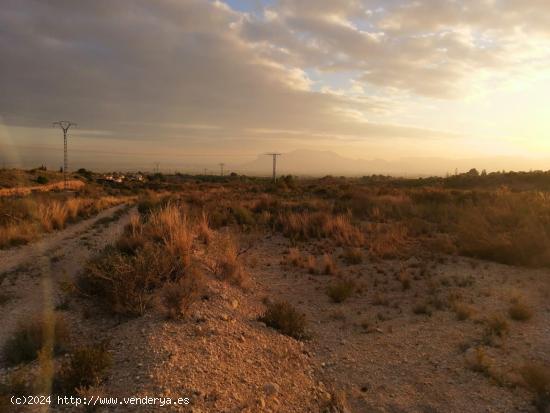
[[53, 121, 76, 190], [219, 163, 225, 177], [265, 153, 281, 182]]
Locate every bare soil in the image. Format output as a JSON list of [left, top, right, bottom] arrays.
[[1, 222, 549, 412]]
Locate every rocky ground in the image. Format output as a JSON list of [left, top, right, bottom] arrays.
[[1, 216, 549, 412]]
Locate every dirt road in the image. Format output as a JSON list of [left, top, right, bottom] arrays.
[[0, 204, 133, 352]]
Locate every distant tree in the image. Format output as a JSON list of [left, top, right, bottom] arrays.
[[36, 176, 49, 185], [467, 168, 480, 177], [481, 169, 487, 177]]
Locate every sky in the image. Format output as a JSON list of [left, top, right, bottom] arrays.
[[1, 0, 549, 174]]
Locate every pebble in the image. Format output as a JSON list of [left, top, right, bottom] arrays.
[[263, 382, 279, 396]]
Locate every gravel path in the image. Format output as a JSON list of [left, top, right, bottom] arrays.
[[0, 204, 133, 355]]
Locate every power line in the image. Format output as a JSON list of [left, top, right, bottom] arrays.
[[53, 121, 77, 190], [265, 153, 282, 182]]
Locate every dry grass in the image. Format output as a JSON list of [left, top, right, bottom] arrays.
[[482, 315, 509, 345], [509, 300, 534, 321], [55, 342, 112, 395], [326, 278, 356, 303], [286, 247, 303, 267], [342, 247, 363, 264], [82, 243, 182, 316], [0, 195, 127, 248], [520, 363, 550, 412], [2, 313, 70, 366], [214, 237, 249, 287], [259, 300, 309, 340], [147, 203, 193, 267], [453, 302, 475, 321], [160, 268, 207, 319], [196, 211, 213, 244], [277, 211, 364, 246], [321, 253, 337, 275]]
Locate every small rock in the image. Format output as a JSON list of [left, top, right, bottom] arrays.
[[263, 382, 279, 396]]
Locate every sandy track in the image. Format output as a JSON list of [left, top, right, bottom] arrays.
[[0, 204, 134, 354]]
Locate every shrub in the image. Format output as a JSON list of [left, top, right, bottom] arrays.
[[399, 270, 411, 290], [520, 363, 550, 413], [146, 204, 193, 266], [412, 302, 432, 316], [231, 205, 255, 227], [81, 243, 182, 316], [321, 254, 337, 275], [276, 211, 364, 246], [196, 211, 213, 244], [259, 300, 308, 340], [326, 278, 356, 303], [467, 347, 492, 375], [2, 313, 70, 366], [509, 300, 533, 321], [306, 255, 317, 274], [321, 389, 351, 413], [36, 176, 49, 185], [286, 248, 302, 267], [342, 247, 363, 265], [453, 302, 475, 321], [214, 238, 249, 287], [55, 342, 112, 394], [161, 269, 207, 319], [483, 315, 509, 345]]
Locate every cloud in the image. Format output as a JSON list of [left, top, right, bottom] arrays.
[[239, 0, 550, 97], [0, 0, 547, 163]]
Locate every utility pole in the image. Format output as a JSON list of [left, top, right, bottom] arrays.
[[265, 153, 282, 182], [53, 121, 76, 190], [154, 162, 160, 173], [219, 163, 225, 177]]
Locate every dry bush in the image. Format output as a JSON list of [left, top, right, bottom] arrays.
[[2, 313, 70, 366], [398, 269, 411, 290], [520, 363, 550, 413], [367, 223, 408, 259], [322, 389, 352, 413], [321, 253, 337, 275], [55, 342, 112, 395], [82, 243, 183, 316], [342, 247, 363, 265], [453, 302, 475, 321], [412, 301, 432, 316], [286, 248, 303, 267], [483, 315, 509, 345], [214, 237, 249, 287], [160, 268, 207, 319], [147, 204, 193, 267], [116, 214, 146, 255], [0, 222, 38, 248], [466, 347, 493, 375], [306, 255, 317, 274], [0, 195, 126, 248], [326, 278, 356, 303], [277, 211, 364, 246], [196, 211, 213, 244], [259, 300, 308, 340], [454, 192, 550, 267], [509, 300, 533, 321]]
